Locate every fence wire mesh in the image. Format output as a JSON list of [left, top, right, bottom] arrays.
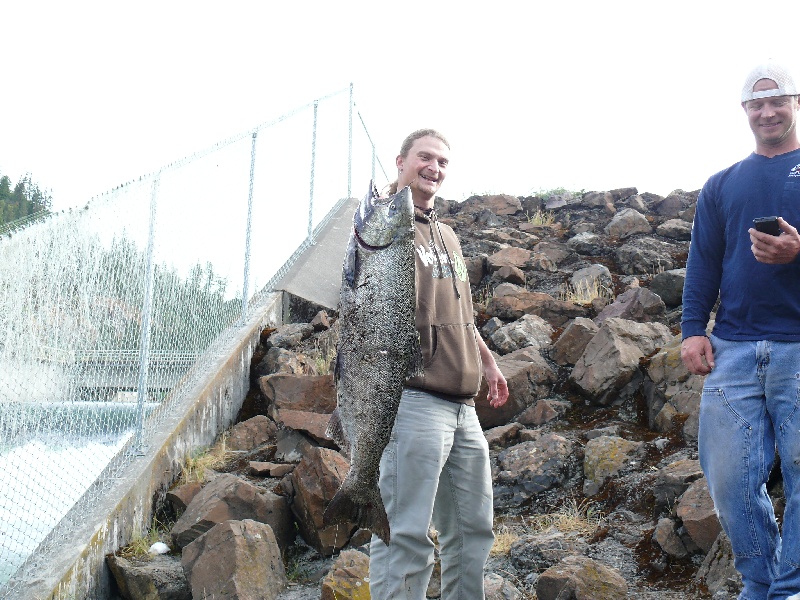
[[0, 85, 384, 595]]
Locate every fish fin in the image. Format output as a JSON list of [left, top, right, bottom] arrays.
[[406, 332, 424, 380], [325, 409, 350, 454], [343, 234, 358, 288], [323, 480, 391, 545]]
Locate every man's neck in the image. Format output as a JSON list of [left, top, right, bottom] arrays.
[[756, 137, 800, 158], [412, 191, 435, 211]]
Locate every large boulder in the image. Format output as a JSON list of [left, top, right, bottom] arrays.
[[476, 351, 557, 428], [615, 236, 675, 275], [486, 290, 587, 327], [181, 519, 286, 600], [536, 555, 628, 600], [604, 208, 651, 239], [582, 435, 644, 496], [106, 554, 190, 600], [489, 314, 554, 355], [570, 318, 673, 405], [494, 434, 575, 508], [595, 287, 667, 324], [290, 446, 355, 555], [171, 473, 293, 554]]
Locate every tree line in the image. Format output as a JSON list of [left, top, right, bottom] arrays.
[[0, 171, 52, 225]]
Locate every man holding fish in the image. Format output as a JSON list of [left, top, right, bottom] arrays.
[[369, 129, 509, 599]]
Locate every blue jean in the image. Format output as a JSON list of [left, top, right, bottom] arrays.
[[700, 335, 800, 600], [369, 388, 494, 600]]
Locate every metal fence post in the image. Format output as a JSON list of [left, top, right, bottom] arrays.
[[241, 131, 258, 324], [134, 173, 160, 454], [348, 83, 353, 198], [308, 99, 318, 243]]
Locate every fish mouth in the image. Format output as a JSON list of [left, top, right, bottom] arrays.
[[353, 225, 392, 251]]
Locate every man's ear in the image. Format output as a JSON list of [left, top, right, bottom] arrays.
[[396, 154, 404, 171]]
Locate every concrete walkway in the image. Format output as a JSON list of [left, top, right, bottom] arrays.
[[274, 196, 358, 311]]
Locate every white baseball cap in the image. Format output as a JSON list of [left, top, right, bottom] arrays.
[[741, 61, 799, 103]]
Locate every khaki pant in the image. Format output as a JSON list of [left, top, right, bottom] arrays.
[[369, 388, 494, 600]]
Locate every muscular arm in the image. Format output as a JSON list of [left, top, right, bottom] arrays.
[[476, 334, 508, 408]]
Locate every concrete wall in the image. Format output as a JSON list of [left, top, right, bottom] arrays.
[[13, 291, 283, 600]]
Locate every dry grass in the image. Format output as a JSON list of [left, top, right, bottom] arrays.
[[491, 497, 605, 557], [560, 278, 613, 306], [474, 283, 494, 306], [312, 339, 337, 375], [526, 209, 556, 226], [117, 516, 171, 560], [178, 432, 232, 486]]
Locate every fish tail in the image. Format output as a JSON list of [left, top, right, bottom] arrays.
[[323, 480, 391, 545]]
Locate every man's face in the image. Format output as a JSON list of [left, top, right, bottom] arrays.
[[396, 136, 449, 201], [744, 78, 800, 151]]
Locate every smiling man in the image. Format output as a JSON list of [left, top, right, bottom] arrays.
[[368, 129, 508, 600], [681, 62, 800, 599]]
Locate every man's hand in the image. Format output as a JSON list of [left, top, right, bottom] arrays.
[[484, 363, 509, 408], [681, 335, 715, 375], [749, 217, 800, 264], [476, 334, 509, 408]]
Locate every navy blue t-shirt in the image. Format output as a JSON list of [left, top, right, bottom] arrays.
[[682, 148, 800, 341]]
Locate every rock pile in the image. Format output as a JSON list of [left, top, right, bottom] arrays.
[[108, 187, 770, 600]]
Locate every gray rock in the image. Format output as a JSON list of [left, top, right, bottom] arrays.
[[489, 314, 554, 355], [267, 323, 314, 350], [495, 435, 574, 507], [551, 317, 599, 366], [604, 208, 652, 239], [510, 529, 589, 572], [653, 517, 689, 558], [653, 458, 704, 511], [476, 352, 557, 428], [650, 268, 686, 307], [484, 571, 523, 599], [569, 264, 612, 293], [615, 236, 675, 275], [570, 318, 673, 405], [582, 435, 644, 496], [536, 555, 628, 600], [595, 287, 667, 324], [696, 531, 742, 598], [107, 554, 190, 600], [657, 218, 693, 240], [566, 231, 604, 256]]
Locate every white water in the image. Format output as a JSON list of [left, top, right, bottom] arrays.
[[0, 433, 131, 586]]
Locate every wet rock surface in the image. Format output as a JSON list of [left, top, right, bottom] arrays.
[[106, 187, 776, 599]]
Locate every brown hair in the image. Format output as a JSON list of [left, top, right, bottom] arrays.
[[399, 128, 450, 157], [388, 129, 450, 194]]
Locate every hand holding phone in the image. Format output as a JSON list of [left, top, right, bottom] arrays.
[[753, 216, 781, 236]]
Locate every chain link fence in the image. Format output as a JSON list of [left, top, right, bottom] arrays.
[[0, 84, 388, 595]]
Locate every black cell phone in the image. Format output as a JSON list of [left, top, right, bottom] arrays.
[[753, 216, 780, 236]]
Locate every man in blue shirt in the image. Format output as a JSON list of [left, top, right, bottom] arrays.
[[682, 61, 800, 599]]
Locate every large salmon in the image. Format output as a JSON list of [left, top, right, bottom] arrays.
[[323, 182, 421, 544]]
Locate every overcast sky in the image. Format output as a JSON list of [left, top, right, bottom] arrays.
[[2, 1, 799, 212]]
